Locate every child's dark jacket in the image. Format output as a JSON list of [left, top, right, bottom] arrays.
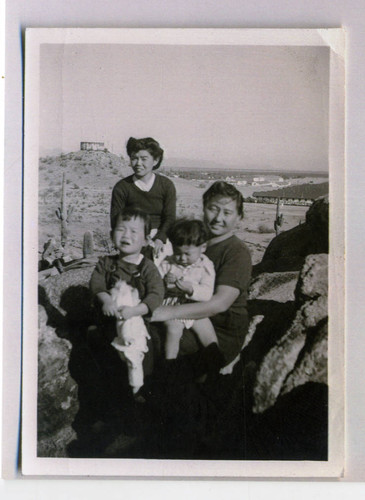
[[90, 254, 165, 314]]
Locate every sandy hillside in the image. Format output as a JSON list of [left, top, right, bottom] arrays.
[[38, 151, 309, 265]]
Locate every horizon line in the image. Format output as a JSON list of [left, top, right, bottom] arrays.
[[38, 148, 328, 174]]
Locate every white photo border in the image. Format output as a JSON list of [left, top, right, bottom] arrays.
[[22, 28, 345, 478]]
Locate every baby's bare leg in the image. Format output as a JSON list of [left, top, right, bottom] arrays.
[[191, 318, 218, 347], [164, 320, 185, 359]]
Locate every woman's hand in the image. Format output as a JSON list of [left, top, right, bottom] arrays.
[[153, 238, 164, 258], [151, 285, 240, 322]]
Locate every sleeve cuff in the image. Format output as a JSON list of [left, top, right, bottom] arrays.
[[141, 298, 159, 314], [154, 231, 167, 244]]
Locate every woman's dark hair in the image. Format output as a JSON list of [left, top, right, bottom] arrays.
[[113, 207, 151, 238], [203, 181, 244, 218], [167, 219, 209, 248], [126, 137, 164, 170]]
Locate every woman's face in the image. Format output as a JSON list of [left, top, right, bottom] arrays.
[[204, 195, 241, 239], [130, 149, 158, 179]]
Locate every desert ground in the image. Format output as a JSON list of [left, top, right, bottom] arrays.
[[38, 151, 314, 265]]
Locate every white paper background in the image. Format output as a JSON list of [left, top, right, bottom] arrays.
[[2, 0, 365, 497]]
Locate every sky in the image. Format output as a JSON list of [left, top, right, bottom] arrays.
[[39, 43, 329, 171]]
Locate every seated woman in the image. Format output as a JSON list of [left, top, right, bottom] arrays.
[[110, 137, 176, 264], [151, 181, 252, 366]]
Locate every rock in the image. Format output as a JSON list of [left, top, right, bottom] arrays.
[[37, 426, 78, 458], [281, 323, 328, 396], [253, 196, 328, 275], [248, 271, 299, 302], [37, 305, 79, 456], [295, 253, 328, 304], [306, 195, 329, 236], [38, 267, 95, 329], [251, 254, 328, 413]]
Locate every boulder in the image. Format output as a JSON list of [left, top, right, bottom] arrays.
[[37, 305, 79, 456], [38, 267, 95, 332], [295, 253, 328, 304], [248, 271, 299, 302], [281, 322, 328, 396], [251, 254, 328, 414]]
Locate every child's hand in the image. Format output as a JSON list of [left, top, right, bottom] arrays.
[[176, 279, 194, 296], [164, 272, 177, 286], [119, 306, 136, 321], [153, 239, 164, 258], [102, 301, 120, 317]]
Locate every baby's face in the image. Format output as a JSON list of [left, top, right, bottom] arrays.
[[173, 244, 206, 267], [113, 217, 146, 256]]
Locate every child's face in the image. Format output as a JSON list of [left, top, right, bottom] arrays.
[[173, 243, 206, 267], [204, 195, 241, 238], [113, 217, 147, 256], [130, 149, 158, 179]]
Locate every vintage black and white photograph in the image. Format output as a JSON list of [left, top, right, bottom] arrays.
[[22, 28, 345, 477]]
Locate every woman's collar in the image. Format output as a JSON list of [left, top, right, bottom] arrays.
[[207, 231, 234, 247], [133, 173, 156, 191]]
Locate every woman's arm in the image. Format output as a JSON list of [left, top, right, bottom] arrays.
[[150, 284, 239, 322], [154, 178, 176, 243], [110, 182, 127, 230]]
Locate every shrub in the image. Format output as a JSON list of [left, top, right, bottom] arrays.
[[257, 224, 275, 234]]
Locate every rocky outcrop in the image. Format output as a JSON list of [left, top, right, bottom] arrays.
[[241, 248, 329, 460], [248, 271, 299, 303], [253, 195, 328, 275], [39, 267, 94, 331], [250, 254, 328, 414], [281, 322, 327, 397], [37, 305, 79, 457], [295, 253, 328, 303]]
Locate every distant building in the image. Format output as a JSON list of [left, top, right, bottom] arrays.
[[80, 141, 105, 151], [252, 182, 328, 205]]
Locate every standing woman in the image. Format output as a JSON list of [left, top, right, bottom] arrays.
[[111, 137, 176, 263], [151, 181, 252, 365]]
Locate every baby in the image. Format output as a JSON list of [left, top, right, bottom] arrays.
[[158, 219, 218, 359], [90, 207, 165, 395]]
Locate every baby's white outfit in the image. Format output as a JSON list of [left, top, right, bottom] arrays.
[[158, 254, 215, 328]]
